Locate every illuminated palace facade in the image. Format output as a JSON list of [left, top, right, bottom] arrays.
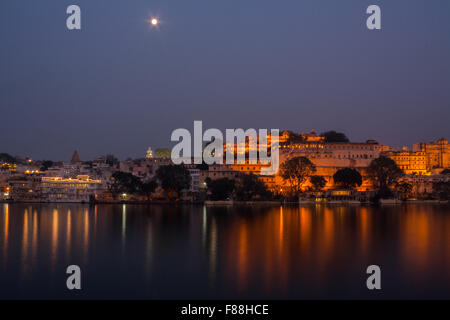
[[383, 149, 427, 175], [413, 138, 450, 172], [201, 130, 388, 192], [202, 131, 450, 193]]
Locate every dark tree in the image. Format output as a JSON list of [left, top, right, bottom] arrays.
[[108, 171, 142, 199], [333, 168, 363, 189], [40, 160, 54, 171], [0, 153, 16, 164], [433, 181, 450, 200], [140, 180, 158, 202], [280, 156, 316, 195], [235, 174, 271, 201], [367, 156, 403, 197], [155, 148, 171, 159], [310, 175, 327, 191], [397, 182, 413, 200], [155, 165, 191, 199], [320, 131, 350, 143], [207, 178, 235, 200], [441, 169, 450, 175]]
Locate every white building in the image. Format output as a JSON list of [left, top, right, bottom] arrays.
[[146, 147, 154, 159]]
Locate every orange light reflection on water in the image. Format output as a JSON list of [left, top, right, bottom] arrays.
[[3, 204, 9, 267]]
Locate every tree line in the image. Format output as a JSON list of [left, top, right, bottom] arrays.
[[205, 174, 273, 201], [108, 164, 191, 201], [279, 155, 402, 197], [280, 155, 449, 200]]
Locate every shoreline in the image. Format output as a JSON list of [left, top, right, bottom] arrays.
[[1, 200, 448, 205]]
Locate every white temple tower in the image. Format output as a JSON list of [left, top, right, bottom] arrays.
[[146, 147, 153, 159]]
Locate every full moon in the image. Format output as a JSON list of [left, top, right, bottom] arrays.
[[151, 18, 159, 26]]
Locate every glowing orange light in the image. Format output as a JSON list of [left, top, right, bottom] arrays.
[[150, 18, 159, 26]]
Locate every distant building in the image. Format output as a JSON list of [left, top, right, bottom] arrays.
[[400, 173, 449, 195], [40, 175, 103, 202], [8, 175, 43, 202], [71, 150, 81, 164], [205, 134, 387, 193], [8, 174, 103, 202], [146, 147, 153, 159], [119, 157, 172, 181], [1, 183, 10, 200], [413, 137, 450, 171], [0, 162, 16, 174], [301, 129, 325, 143], [383, 150, 428, 175], [281, 141, 383, 168]]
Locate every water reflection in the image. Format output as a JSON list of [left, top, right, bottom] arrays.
[[358, 207, 369, 256], [51, 209, 58, 271], [32, 210, 38, 263], [208, 215, 217, 288], [122, 204, 126, 246], [20, 208, 29, 279], [66, 210, 71, 259], [0, 203, 449, 299], [2, 204, 9, 270]]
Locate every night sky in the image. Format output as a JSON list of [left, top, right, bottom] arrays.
[[1, 0, 449, 161]]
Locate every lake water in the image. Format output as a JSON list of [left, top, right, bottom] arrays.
[[0, 203, 450, 299]]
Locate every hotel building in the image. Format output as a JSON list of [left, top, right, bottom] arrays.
[[40, 175, 103, 202], [9, 175, 103, 202]]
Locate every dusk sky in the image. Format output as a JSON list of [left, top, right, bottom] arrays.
[[1, 0, 449, 161]]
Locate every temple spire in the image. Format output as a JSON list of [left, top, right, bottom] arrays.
[[71, 150, 81, 163]]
